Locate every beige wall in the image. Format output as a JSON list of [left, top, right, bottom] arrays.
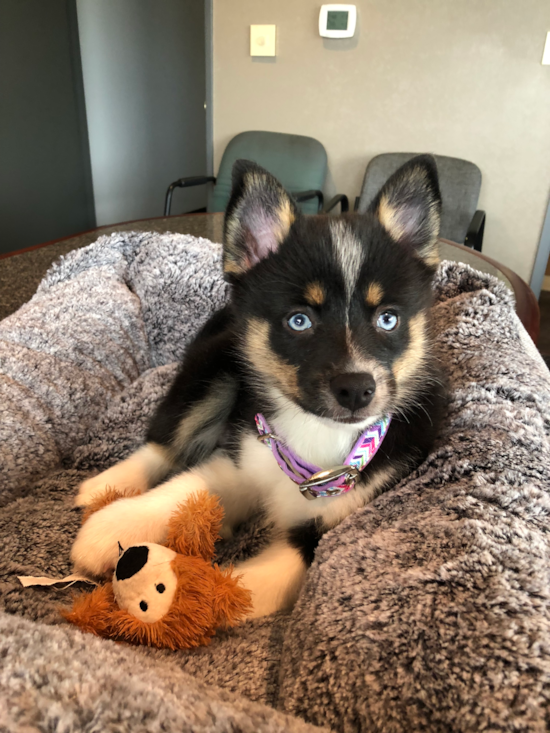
[[213, 0, 550, 283]]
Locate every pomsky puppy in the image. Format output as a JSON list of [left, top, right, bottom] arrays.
[[72, 155, 446, 618]]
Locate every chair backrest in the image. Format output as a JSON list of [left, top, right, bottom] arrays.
[[208, 131, 328, 215], [357, 153, 482, 244]]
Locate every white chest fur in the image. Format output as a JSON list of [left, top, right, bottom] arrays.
[[232, 432, 390, 532], [194, 399, 394, 535], [266, 390, 378, 469]]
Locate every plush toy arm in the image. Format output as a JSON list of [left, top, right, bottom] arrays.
[[61, 583, 119, 636], [166, 491, 223, 560], [212, 565, 253, 628]]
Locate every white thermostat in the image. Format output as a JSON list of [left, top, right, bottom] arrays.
[[319, 4, 357, 39]]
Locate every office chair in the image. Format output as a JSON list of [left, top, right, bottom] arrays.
[[164, 130, 348, 216]]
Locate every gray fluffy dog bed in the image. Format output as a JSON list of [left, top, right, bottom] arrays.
[[1, 231, 550, 733]]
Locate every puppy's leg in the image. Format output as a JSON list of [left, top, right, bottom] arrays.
[[71, 454, 256, 577], [75, 443, 172, 507], [234, 540, 308, 618]]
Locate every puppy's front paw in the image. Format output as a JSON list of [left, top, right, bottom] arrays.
[[75, 462, 148, 508], [71, 505, 123, 577], [75, 474, 112, 508], [71, 494, 169, 578]]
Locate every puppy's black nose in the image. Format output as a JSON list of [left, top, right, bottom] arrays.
[[115, 545, 149, 581], [330, 373, 376, 412]]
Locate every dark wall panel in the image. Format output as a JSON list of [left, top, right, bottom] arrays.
[[0, 0, 95, 254], [77, 0, 207, 222]]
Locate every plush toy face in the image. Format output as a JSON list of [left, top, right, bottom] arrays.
[[113, 543, 178, 623]]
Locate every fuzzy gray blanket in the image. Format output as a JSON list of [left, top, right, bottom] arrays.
[[1, 231, 550, 733]]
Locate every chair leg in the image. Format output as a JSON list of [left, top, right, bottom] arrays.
[[465, 210, 485, 252], [164, 183, 177, 216]]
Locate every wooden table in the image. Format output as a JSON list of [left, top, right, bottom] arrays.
[[0, 213, 540, 342]]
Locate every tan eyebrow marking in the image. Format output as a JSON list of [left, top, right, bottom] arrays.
[[365, 282, 384, 307], [304, 282, 325, 306]]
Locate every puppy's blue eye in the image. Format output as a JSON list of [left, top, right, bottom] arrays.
[[287, 313, 312, 331], [376, 312, 398, 331]]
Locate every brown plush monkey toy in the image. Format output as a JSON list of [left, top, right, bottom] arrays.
[[63, 490, 252, 650]]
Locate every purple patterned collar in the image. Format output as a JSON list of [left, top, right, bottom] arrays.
[[255, 413, 391, 500]]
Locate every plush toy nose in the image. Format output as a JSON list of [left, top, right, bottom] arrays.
[[330, 373, 376, 411], [116, 545, 149, 581]]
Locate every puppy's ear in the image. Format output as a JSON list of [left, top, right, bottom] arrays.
[[369, 154, 441, 266], [223, 160, 298, 278]]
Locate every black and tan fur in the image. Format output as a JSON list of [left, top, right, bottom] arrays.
[[72, 155, 446, 617]]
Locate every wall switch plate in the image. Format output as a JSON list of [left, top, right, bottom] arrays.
[[543, 32, 550, 65], [250, 25, 276, 57]]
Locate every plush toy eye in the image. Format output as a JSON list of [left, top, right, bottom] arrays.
[[140, 600, 148, 612], [376, 311, 398, 331], [287, 313, 312, 331], [156, 583, 165, 594]]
